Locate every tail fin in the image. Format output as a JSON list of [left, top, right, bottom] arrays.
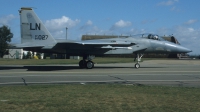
[[19, 7, 56, 45]]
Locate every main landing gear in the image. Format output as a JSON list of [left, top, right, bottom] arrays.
[[134, 53, 144, 69], [79, 55, 95, 69]]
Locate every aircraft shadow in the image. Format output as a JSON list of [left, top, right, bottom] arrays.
[[0, 66, 77, 71], [24, 66, 79, 71], [0, 65, 164, 71], [0, 66, 25, 70]]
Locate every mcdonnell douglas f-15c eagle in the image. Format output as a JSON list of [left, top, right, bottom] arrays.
[[12, 7, 192, 69]]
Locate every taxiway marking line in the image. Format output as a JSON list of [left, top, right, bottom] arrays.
[[0, 80, 200, 85], [0, 71, 200, 74], [0, 73, 200, 77]]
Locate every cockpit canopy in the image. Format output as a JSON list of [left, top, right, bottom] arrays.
[[130, 33, 166, 41], [147, 34, 159, 40]]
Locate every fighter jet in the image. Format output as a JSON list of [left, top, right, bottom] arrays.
[[13, 7, 192, 69]]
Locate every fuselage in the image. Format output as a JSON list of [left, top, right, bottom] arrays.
[[21, 35, 191, 56]]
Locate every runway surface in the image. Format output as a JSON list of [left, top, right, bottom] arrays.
[[0, 60, 200, 87]]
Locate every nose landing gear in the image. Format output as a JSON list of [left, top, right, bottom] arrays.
[[134, 53, 143, 69]]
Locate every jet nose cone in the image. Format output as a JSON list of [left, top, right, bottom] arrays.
[[177, 46, 192, 53], [165, 42, 192, 53], [187, 49, 192, 53], [184, 48, 192, 53]]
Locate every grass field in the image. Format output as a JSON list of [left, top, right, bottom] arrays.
[[0, 84, 200, 112]]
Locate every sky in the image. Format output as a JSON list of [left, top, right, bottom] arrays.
[[0, 0, 200, 55]]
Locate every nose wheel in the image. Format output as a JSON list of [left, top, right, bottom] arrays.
[[135, 63, 140, 69]]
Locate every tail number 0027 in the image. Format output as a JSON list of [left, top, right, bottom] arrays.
[[35, 35, 48, 40]]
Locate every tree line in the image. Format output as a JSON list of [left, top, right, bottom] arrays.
[[0, 25, 13, 58]]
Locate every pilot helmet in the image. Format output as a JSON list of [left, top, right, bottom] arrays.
[[154, 35, 158, 40]]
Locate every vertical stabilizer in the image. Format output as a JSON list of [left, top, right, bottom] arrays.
[[19, 7, 56, 45]]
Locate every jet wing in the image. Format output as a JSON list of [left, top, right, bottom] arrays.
[[56, 39, 135, 46], [55, 39, 136, 51], [74, 40, 135, 46], [100, 46, 133, 49]]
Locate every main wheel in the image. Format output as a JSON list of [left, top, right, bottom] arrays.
[[135, 63, 140, 69], [86, 61, 94, 69], [79, 60, 86, 68]]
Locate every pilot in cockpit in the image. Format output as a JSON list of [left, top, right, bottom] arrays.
[[148, 34, 159, 40], [154, 35, 158, 40]]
